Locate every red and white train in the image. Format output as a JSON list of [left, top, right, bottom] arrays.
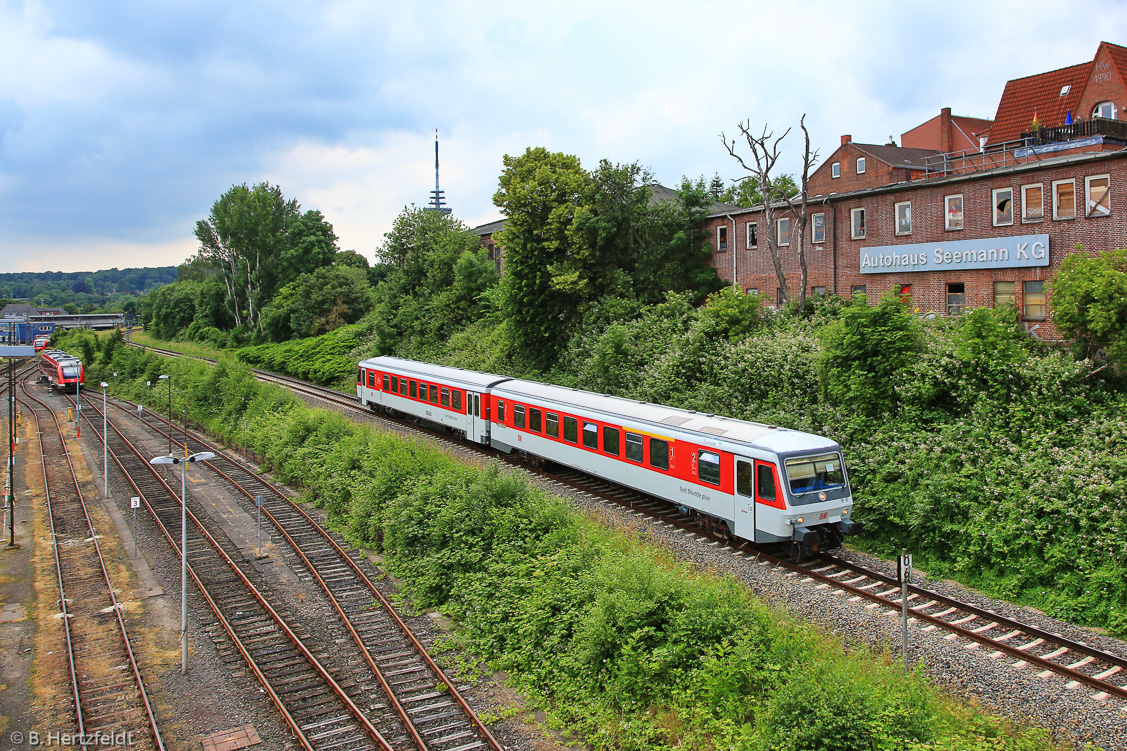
[[358, 356, 859, 551], [40, 349, 85, 391]]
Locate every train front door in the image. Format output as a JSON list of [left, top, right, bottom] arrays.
[[734, 458, 756, 541]]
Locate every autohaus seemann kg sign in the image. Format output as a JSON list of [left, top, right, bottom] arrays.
[[859, 234, 1049, 274]]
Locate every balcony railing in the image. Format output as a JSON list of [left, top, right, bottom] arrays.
[[1021, 117, 1127, 145]]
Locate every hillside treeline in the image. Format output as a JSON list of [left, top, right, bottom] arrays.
[[141, 152, 1127, 638], [0, 266, 175, 313]]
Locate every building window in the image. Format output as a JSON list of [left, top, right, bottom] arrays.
[[746, 288, 758, 296], [1086, 174, 1110, 217], [1023, 280, 1046, 320], [811, 212, 825, 244], [856, 157, 866, 174], [992, 188, 1014, 226], [945, 194, 964, 230], [850, 207, 866, 239], [994, 281, 1015, 307], [851, 285, 867, 299], [1022, 184, 1043, 222], [746, 222, 758, 248], [1059, 84, 1071, 96], [777, 217, 791, 246], [831, 162, 841, 178], [716, 225, 728, 252], [895, 201, 912, 235], [947, 283, 966, 317], [1093, 101, 1117, 120], [1053, 179, 1076, 219], [812, 286, 826, 297]]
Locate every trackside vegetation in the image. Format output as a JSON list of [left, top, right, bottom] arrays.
[[63, 329, 1070, 751]]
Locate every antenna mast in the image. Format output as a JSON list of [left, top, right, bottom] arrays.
[[426, 129, 452, 214]]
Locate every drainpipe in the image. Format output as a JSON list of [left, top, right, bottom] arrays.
[[725, 214, 738, 288], [822, 194, 837, 295]]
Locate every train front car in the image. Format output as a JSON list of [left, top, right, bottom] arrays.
[[746, 430, 860, 553], [488, 379, 859, 553], [39, 350, 84, 392]]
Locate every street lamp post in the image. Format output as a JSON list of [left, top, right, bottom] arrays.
[[149, 449, 215, 675], [158, 374, 171, 455], [101, 382, 109, 497]]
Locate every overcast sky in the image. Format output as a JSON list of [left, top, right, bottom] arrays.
[[2, 0, 1125, 274]]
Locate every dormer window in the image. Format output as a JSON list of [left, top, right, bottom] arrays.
[[1093, 101, 1117, 120], [1059, 85, 1071, 96], [831, 162, 841, 179]]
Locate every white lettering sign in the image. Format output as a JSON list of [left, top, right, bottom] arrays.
[[860, 234, 1049, 274]]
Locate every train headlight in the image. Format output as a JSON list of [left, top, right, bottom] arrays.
[[842, 508, 850, 516], [795, 516, 804, 525]]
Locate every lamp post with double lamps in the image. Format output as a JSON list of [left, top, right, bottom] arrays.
[[158, 374, 171, 454], [149, 450, 215, 675], [100, 382, 109, 497]]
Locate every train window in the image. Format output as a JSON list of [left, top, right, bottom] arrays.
[[383, 374, 390, 390], [409, 380, 417, 398], [582, 422, 598, 449], [497, 400, 505, 422], [529, 408, 542, 433], [391, 375, 398, 392], [564, 416, 578, 443], [625, 433, 643, 462], [546, 414, 559, 438], [429, 384, 439, 404], [736, 461, 753, 497], [452, 391, 462, 411], [473, 394, 480, 417], [514, 405, 526, 428], [357, 368, 363, 384], [440, 388, 450, 407], [649, 438, 669, 470], [698, 451, 721, 485], [757, 465, 777, 500], [784, 453, 845, 502], [368, 371, 376, 389], [401, 378, 409, 396], [420, 383, 428, 401], [603, 426, 620, 456]]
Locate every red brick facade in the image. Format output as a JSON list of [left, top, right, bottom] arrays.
[[708, 42, 1127, 338], [705, 151, 1127, 336]]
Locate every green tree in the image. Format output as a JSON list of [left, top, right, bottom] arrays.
[[261, 266, 374, 341], [1049, 247, 1127, 367], [820, 293, 919, 417], [493, 148, 594, 367], [334, 250, 370, 269], [192, 183, 337, 331], [718, 173, 799, 207], [634, 177, 724, 303]]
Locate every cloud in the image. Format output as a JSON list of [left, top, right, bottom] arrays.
[[2, 0, 1126, 273]]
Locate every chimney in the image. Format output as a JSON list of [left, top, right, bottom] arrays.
[[940, 107, 952, 153], [841, 135, 852, 146]]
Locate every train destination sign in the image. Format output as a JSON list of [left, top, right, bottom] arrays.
[[859, 234, 1049, 274]]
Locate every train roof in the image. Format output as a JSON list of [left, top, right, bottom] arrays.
[[360, 356, 511, 390], [492, 379, 839, 456]]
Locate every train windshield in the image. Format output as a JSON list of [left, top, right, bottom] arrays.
[[61, 365, 80, 378], [784, 453, 845, 499]]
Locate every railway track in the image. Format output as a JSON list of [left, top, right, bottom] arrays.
[[127, 341, 1127, 706], [72, 391, 391, 751], [77, 387, 502, 751], [18, 379, 165, 749]]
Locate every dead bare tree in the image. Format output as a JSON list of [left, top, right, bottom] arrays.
[[721, 116, 819, 309]]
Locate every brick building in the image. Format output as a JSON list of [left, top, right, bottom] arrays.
[[706, 41, 1127, 336]]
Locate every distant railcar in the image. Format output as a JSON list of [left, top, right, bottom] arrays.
[[358, 356, 860, 552], [40, 349, 84, 391]]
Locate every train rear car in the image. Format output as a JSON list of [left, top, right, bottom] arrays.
[[357, 356, 510, 444]]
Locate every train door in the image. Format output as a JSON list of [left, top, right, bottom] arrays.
[[734, 458, 756, 541], [467, 392, 485, 443]]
